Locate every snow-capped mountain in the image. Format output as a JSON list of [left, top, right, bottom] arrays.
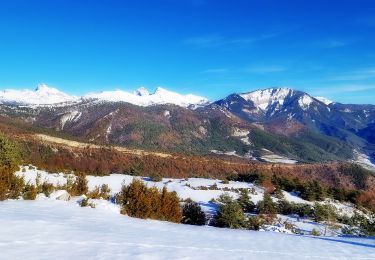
[[208, 87, 375, 165], [0, 84, 79, 105], [315, 96, 333, 105], [239, 88, 296, 111], [212, 87, 332, 122], [238, 87, 324, 114], [133, 86, 150, 96], [0, 84, 208, 108], [84, 87, 208, 107]]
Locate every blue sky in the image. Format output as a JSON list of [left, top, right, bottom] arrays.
[[0, 0, 375, 104]]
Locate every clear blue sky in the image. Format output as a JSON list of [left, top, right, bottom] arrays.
[[0, 0, 375, 104]]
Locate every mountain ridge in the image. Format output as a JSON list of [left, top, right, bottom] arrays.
[[0, 84, 374, 167]]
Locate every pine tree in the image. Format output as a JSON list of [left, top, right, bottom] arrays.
[[0, 134, 23, 200], [120, 179, 152, 218], [257, 192, 277, 215], [237, 189, 255, 213], [214, 193, 246, 229], [160, 187, 182, 223], [0, 134, 21, 172], [182, 199, 206, 225]]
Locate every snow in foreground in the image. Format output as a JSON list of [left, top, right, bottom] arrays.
[[0, 200, 374, 260], [15, 167, 365, 235]]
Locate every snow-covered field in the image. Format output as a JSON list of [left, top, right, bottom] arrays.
[[2, 166, 373, 259], [1, 200, 374, 260], [14, 166, 365, 234]]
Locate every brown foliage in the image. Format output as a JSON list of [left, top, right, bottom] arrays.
[[69, 173, 88, 196], [0, 170, 25, 200], [87, 184, 111, 200], [357, 190, 375, 211], [0, 125, 374, 210], [118, 179, 182, 222], [23, 183, 37, 200]]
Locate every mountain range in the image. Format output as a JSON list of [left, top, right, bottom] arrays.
[[0, 84, 208, 107], [0, 84, 374, 168]]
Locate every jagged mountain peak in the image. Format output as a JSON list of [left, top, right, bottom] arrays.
[[239, 87, 297, 110], [35, 83, 52, 92], [0, 84, 78, 105], [83, 86, 208, 107], [234, 87, 331, 113], [134, 87, 150, 96], [0, 84, 208, 108], [154, 86, 168, 94]]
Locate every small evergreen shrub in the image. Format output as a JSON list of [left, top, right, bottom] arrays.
[[257, 192, 277, 215], [70, 173, 88, 196], [150, 173, 162, 182], [273, 186, 284, 199], [295, 203, 314, 218], [221, 179, 229, 184], [42, 182, 55, 197], [247, 216, 263, 230], [22, 183, 37, 200], [0, 134, 23, 200], [283, 220, 299, 234], [313, 203, 337, 223], [79, 198, 96, 208], [277, 199, 295, 215], [310, 228, 320, 236], [182, 199, 206, 225], [87, 184, 111, 200], [213, 193, 247, 229], [118, 179, 182, 223], [300, 180, 326, 201], [237, 189, 255, 213]]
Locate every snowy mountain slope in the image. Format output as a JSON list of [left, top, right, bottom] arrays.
[[0, 84, 79, 105], [84, 86, 208, 107], [0, 84, 208, 108], [211, 87, 375, 164], [211, 87, 337, 125], [240, 87, 295, 111], [315, 96, 333, 105], [237, 87, 328, 116]]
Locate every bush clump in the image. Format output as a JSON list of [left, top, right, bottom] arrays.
[[0, 134, 24, 200], [213, 193, 247, 229], [87, 184, 111, 200], [237, 189, 255, 213], [311, 228, 320, 236], [79, 197, 96, 208], [40, 182, 55, 197], [182, 199, 206, 225], [257, 192, 277, 215], [149, 173, 163, 182], [256, 192, 277, 224], [22, 183, 37, 200], [300, 180, 326, 201], [117, 179, 182, 223], [69, 173, 88, 196], [313, 203, 337, 223], [247, 215, 264, 230]]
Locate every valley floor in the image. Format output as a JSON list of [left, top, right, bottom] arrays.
[[0, 199, 374, 260]]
